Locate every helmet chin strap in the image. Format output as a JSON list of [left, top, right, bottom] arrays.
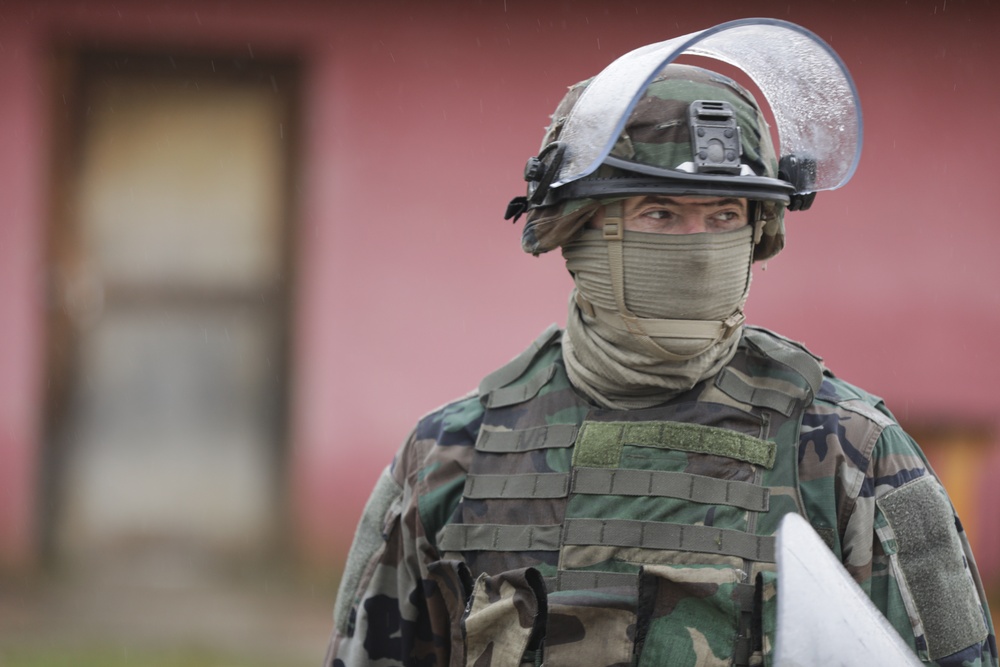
[[573, 200, 760, 362]]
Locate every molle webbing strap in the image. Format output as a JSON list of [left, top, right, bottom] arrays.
[[573, 420, 776, 469], [464, 473, 570, 499], [714, 368, 800, 417], [563, 518, 776, 562], [437, 523, 561, 552], [572, 467, 769, 512], [475, 424, 578, 453], [478, 324, 560, 399], [485, 365, 556, 408], [437, 518, 777, 559], [547, 570, 639, 592], [742, 328, 824, 396]]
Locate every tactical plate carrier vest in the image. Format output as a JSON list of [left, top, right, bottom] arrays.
[[436, 325, 825, 667]]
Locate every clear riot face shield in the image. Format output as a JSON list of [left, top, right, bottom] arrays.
[[520, 18, 863, 213]]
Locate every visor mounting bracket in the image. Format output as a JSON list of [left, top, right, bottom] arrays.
[[689, 100, 742, 175]]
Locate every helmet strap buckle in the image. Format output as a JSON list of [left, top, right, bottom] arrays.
[[601, 219, 624, 241]]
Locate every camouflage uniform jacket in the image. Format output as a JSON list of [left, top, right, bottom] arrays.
[[325, 326, 997, 667]]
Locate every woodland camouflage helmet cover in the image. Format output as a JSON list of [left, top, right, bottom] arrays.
[[520, 64, 788, 261]]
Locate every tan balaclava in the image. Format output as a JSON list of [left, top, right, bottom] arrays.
[[561, 204, 758, 409], [513, 65, 787, 409]]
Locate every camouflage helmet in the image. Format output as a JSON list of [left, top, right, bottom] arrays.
[[513, 64, 795, 262]]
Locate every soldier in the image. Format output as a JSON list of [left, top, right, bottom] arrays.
[[325, 19, 997, 667]]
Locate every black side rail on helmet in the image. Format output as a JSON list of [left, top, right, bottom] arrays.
[[779, 154, 817, 211], [505, 141, 567, 223]]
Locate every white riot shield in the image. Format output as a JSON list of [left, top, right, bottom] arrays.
[[774, 513, 921, 666]]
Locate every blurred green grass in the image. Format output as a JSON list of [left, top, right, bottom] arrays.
[[0, 645, 315, 667]]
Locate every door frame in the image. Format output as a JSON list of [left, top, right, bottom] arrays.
[[40, 46, 302, 568]]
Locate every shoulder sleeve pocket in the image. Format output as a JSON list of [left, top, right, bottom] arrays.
[[876, 475, 987, 661], [333, 466, 404, 636]]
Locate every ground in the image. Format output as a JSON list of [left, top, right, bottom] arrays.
[[0, 552, 337, 667]]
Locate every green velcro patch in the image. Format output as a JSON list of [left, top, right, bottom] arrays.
[[574, 420, 775, 470], [877, 476, 988, 660], [573, 422, 627, 468], [334, 467, 402, 635]]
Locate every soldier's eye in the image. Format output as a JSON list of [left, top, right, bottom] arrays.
[[712, 210, 743, 223]]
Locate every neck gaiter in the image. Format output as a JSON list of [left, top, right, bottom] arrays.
[[561, 223, 755, 409]]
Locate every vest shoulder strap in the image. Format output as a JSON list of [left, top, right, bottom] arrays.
[[478, 324, 562, 408], [711, 327, 826, 415], [741, 326, 825, 396]]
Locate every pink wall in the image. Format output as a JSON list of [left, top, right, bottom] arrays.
[[289, 1, 1000, 570], [0, 13, 46, 570], [1, 1, 998, 574]]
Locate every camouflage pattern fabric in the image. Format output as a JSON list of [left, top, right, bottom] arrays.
[[635, 564, 757, 667], [463, 568, 546, 667], [325, 327, 997, 667], [520, 65, 786, 262]]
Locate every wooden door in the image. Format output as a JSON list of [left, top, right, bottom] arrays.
[[44, 52, 298, 576]]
